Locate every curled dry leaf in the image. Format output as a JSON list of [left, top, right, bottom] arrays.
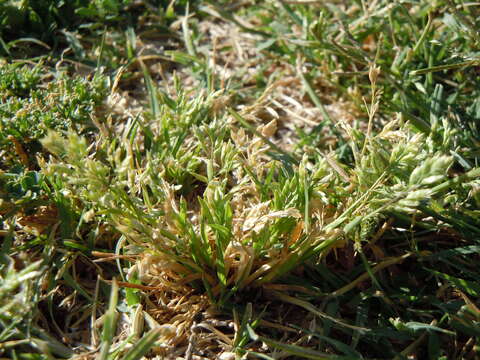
[[261, 119, 277, 137], [224, 242, 254, 286], [243, 207, 302, 233]]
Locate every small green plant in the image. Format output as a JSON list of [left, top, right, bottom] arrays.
[[0, 63, 108, 167], [40, 82, 480, 302], [0, 228, 74, 359]]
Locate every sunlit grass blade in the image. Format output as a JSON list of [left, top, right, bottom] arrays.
[[99, 278, 119, 360], [120, 326, 174, 360]]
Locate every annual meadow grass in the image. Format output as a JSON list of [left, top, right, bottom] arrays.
[[1, 0, 480, 359]]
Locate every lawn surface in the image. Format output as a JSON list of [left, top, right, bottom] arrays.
[[1, 1, 480, 359]]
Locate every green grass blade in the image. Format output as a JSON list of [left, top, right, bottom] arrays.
[[426, 269, 480, 297], [120, 327, 164, 360], [99, 278, 119, 360], [247, 325, 355, 360]]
